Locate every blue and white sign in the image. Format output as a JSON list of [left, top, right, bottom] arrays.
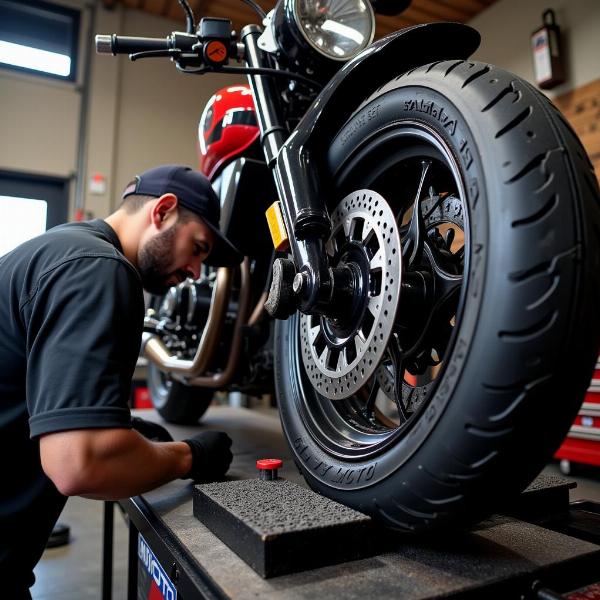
[[138, 534, 177, 600]]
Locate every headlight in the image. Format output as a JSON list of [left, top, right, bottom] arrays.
[[272, 0, 375, 72], [295, 0, 375, 60]]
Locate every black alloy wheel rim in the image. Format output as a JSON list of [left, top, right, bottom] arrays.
[[292, 122, 470, 460]]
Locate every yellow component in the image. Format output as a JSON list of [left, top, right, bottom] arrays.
[[265, 201, 290, 251]]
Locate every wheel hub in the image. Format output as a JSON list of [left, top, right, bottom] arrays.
[[300, 190, 402, 400]]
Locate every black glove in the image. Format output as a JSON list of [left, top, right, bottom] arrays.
[[182, 431, 233, 482], [131, 416, 174, 442]]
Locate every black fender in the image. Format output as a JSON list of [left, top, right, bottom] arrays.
[[274, 23, 480, 237]]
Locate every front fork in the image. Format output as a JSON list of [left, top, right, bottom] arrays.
[[242, 25, 336, 317]]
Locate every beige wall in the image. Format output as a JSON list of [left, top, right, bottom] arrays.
[[0, 1, 243, 219], [89, 6, 243, 216], [0, 0, 87, 184], [0, 71, 81, 178], [469, 0, 600, 97]]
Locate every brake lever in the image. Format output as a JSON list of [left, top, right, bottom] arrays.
[[130, 49, 182, 61]]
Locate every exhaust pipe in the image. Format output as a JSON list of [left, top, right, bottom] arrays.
[[141, 259, 250, 387]]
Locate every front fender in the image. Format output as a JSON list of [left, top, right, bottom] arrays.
[[274, 22, 480, 237]]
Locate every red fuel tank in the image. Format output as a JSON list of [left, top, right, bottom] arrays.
[[198, 84, 260, 181]]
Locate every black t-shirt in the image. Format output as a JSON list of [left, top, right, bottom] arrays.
[[0, 220, 144, 593]]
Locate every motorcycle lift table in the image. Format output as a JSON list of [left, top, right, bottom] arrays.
[[103, 406, 600, 600]]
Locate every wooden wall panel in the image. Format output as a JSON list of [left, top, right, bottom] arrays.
[[127, 0, 500, 38], [142, 0, 169, 14], [553, 79, 600, 184]]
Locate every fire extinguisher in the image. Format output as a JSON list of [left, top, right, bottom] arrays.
[[531, 9, 566, 90]]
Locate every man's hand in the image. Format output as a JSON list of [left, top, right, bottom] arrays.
[[182, 431, 233, 482]]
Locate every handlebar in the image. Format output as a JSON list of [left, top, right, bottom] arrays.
[[95, 34, 173, 55], [96, 18, 237, 67], [95, 27, 246, 70]]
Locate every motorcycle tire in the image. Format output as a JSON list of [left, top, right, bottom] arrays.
[[147, 362, 213, 424], [275, 60, 600, 532]]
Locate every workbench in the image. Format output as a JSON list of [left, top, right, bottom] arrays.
[[103, 406, 600, 600]]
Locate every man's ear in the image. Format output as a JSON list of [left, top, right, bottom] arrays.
[[150, 194, 178, 228]]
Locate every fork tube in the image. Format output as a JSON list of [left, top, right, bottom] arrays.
[[241, 25, 333, 314], [241, 25, 288, 167]]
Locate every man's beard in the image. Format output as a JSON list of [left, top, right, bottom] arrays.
[[137, 224, 181, 295]]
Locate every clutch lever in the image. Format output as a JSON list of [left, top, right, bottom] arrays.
[[130, 49, 182, 61]]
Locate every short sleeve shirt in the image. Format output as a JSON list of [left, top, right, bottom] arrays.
[[0, 220, 144, 591]]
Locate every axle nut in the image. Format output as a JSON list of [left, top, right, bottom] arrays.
[[292, 272, 307, 295]]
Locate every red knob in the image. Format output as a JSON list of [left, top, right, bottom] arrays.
[[256, 458, 283, 470]]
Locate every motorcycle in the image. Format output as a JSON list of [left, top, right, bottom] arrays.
[[96, 0, 600, 532]]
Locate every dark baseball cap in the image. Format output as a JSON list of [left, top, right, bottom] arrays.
[[122, 164, 242, 267]]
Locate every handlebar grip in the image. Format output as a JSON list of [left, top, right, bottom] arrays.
[[95, 34, 171, 55]]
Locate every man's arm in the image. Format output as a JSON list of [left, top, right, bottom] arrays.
[[40, 428, 193, 500]]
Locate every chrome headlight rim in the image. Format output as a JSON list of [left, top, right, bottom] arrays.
[[289, 0, 376, 63]]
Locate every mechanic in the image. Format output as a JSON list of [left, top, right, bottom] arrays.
[[0, 164, 241, 597]]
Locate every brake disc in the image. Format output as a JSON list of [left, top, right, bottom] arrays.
[[300, 190, 402, 400]]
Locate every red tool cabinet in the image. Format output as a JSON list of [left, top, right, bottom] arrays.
[[555, 357, 600, 470]]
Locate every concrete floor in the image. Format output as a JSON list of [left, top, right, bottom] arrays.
[[30, 407, 600, 599], [31, 496, 129, 599]]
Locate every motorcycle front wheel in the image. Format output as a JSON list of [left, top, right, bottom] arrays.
[[275, 60, 600, 531]]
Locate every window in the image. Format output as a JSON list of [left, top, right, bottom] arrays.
[[0, 0, 80, 80], [0, 170, 69, 257], [0, 196, 48, 256]]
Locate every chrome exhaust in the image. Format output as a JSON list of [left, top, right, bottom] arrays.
[[141, 258, 250, 387]]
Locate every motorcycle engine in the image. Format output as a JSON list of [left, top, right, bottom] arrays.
[[151, 275, 274, 393], [152, 277, 213, 359]]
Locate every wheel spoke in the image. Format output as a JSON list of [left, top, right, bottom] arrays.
[[396, 265, 460, 367], [422, 187, 445, 221], [424, 238, 463, 304], [402, 160, 431, 267], [444, 227, 455, 250], [363, 376, 380, 421], [429, 319, 454, 361], [388, 336, 410, 423]]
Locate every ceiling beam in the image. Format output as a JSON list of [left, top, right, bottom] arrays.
[[110, 0, 499, 35], [415, 0, 472, 22], [160, 0, 172, 17]]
